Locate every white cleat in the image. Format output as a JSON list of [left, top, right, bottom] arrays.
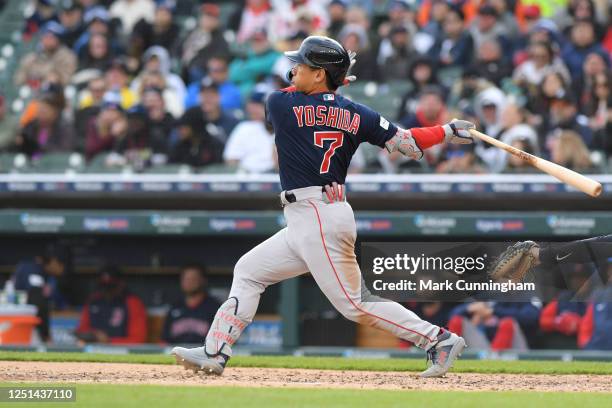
[[171, 346, 226, 376], [420, 332, 466, 378]]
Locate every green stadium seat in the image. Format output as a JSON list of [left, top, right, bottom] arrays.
[[85, 152, 128, 173], [144, 164, 193, 174], [199, 163, 238, 174], [338, 81, 411, 120], [0, 152, 28, 173], [31, 152, 85, 173]]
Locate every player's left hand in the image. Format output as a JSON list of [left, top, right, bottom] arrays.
[[443, 119, 475, 144]]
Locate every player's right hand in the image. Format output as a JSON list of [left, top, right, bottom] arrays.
[[443, 119, 475, 144]]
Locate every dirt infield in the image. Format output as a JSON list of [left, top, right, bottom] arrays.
[[1, 361, 611, 392]]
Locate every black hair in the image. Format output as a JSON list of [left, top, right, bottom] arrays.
[[180, 263, 208, 279]]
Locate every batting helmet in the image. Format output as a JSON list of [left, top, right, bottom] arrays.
[[285, 36, 351, 87]]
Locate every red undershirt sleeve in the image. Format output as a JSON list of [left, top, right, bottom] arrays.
[[409, 126, 445, 149]]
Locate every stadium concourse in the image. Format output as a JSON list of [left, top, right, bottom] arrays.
[[0, 0, 610, 362]]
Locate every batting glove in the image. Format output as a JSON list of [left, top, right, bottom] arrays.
[[385, 128, 423, 160], [443, 119, 475, 144]]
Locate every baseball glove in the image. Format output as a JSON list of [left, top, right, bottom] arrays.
[[488, 241, 539, 283]]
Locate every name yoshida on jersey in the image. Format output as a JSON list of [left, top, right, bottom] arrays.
[[266, 88, 398, 190]]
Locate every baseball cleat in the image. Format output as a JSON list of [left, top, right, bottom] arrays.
[[171, 346, 226, 376], [420, 330, 466, 378]]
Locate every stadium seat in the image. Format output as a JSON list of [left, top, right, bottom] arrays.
[[31, 152, 85, 173], [0, 152, 28, 173], [85, 152, 128, 174], [199, 163, 239, 174], [143, 164, 193, 174]]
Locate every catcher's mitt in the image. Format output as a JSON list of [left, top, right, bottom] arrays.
[[488, 241, 539, 283]]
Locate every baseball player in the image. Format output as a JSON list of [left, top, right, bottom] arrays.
[[490, 235, 612, 283], [172, 36, 474, 378]]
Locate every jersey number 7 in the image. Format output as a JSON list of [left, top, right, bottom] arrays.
[[314, 131, 344, 174]]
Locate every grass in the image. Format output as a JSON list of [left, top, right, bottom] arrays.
[[2, 383, 611, 408], [1, 351, 612, 375]]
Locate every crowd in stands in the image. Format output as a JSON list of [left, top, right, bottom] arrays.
[[0, 0, 610, 174]]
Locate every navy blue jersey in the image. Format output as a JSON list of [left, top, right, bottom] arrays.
[[266, 89, 398, 190]]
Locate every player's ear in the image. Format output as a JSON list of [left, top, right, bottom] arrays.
[[315, 69, 326, 86]]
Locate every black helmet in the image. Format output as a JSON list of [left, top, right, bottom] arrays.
[[285, 36, 350, 87]]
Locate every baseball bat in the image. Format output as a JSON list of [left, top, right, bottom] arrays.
[[468, 128, 602, 197]]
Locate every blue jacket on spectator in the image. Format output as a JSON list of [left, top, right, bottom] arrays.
[[184, 81, 242, 112], [561, 44, 609, 82]]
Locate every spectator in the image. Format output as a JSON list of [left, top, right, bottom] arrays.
[[544, 95, 593, 146], [198, 79, 239, 143], [12, 89, 75, 157], [548, 130, 594, 171], [58, 0, 85, 48], [376, 25, 417, 82], [161, 265, 221, 344], [79, 58, 138, 110], [12, 244, 75, 342], [448, 300, 542, 351], [15, 22, 78, 88], [136, 70, 183, 119], [78, 32, 114, 71], [585, 72, 612, 155], [578, 262, 612, 350], [118, 87, 174, 158], [435, 145, 486, 174], [513, 41, 570, 93], [473, 39, 512, 87], [268, 0, 330, 42], [429, 6, 474, 69], [395, 86, 448, 170], [185, 57, 242, 112], [96, 58, 137, 110], [74, 6, 120, 58], [181, 4, 230, 83], [396, 56, 438, 121], [327, 0, 348, 40], [0, 92, 18, 149], [540, 291, 587, 343], [170, 93, 226, 168], [131, 46, 186, 116], [228, 29, 281, 98], [338, 24, 378, 82], [75, 265, 148, 344], [447, 66, 495, 112], [110, 0, 155, 36], [233, 0, 273, 44], [378, 0, 417, 40], [528, 71, 571, 119], [23, 0, 58, 41], [421, 0, 450, 42], [400, 85, 448, 130], [503, 138, 538, 173], [489, 0, 520, 40], [129, 0, 180, 61], [84, 92, 128, 159], [223, 89, 275, 173], [75, 75, 107, 137], [561, 19, 608, 82], [474, 86, 507, 137], [577, 52, 610, 110], [469, 4, 510, 54], [496, 103, 540, 173]]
